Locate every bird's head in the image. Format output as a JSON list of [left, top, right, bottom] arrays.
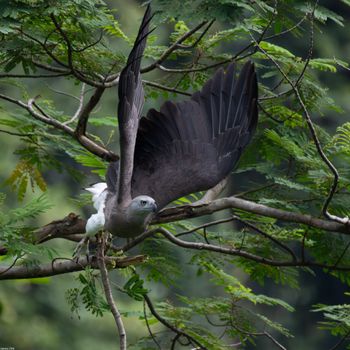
[[128, 195, 158, 219]]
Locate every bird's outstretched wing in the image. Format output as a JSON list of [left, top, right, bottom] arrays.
[[130, 62, 258, 209], [116, 5, 152, 206]]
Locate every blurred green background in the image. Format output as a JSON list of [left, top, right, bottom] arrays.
[[1, 0, 350, 349]]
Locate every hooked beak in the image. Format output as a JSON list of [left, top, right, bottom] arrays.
[[152, 203, 158, 213]]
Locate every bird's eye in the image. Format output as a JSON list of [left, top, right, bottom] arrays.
[[140, 200, 147, 206]]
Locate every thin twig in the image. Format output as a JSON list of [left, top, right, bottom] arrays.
[[46, 84, 82, 101], [143, 299, 162, 350], [234, 183, 276, 198], [232, 215, 297, 261], [74, 31, 104, 53], [331, 241, 350, 270], [0, 129, 34, 137], [294, 3, 316, 88], [329, 331, 350, 350], [144, 294, 207, 349], [301, 229, 309, 263], [75, 86, 105, 135], [232, 322, 287, 350], [50, 14, 74, 70], [144, 80, 192, 96], [0, 72, 70, 79], [19, 29, 68, 68], [175, 217, 235, 238], [63, 83, 86, 125], [50, 14, 106, 87], [264, 15, 307, 41], [32, 60, 70, 73], [0, 255, 22, 276], [178, 19, 215, 49], [141, 21, 208, 73], [261, 332, 287, 350]]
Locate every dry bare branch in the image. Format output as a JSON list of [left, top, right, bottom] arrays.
[[63, 83, 86, 125]]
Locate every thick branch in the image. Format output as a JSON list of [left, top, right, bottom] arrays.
[[3, 195, 349, 256], [97, 236, 127, 349], [0, 255, 147, 280], [155, 196, 350, 234], [75, 86, 106, 135], [36, 212, 86, 244]]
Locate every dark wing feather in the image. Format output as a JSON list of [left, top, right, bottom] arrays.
[[131, 61, 258, 209], [116, 5, 152, 205], [106, 160, 119, 193]]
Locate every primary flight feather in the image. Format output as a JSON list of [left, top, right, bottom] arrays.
[[83, 5, 258, 241]]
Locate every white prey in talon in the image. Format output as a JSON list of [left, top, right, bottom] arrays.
[[85, 182, 107, 235], [73, 183, 107, 259]]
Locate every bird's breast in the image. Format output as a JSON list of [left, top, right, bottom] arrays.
[[104, 210, 146, 238]]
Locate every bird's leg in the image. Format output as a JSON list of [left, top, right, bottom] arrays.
[[104, 232, 112, 253], [73, 236, 89, 262], [96, 232, 105, 257]]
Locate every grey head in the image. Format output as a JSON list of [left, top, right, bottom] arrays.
[[104, 194, 157, 238], [127, 195, 157, 220]]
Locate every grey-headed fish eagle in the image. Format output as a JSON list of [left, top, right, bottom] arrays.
[[77, 5, 258, 252]]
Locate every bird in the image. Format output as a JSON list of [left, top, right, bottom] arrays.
[[74, 4, 258, 256]]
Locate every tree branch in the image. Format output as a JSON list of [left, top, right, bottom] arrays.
[[252, 6, 346, 224], [35, 212, 86, 244], [97, 235, 127, 350], [0, 255, 147, 280], [75, 86, 105, 135], [143, 80, 192, 96], [0, 93, 117, 161], [155, 196, 350, 234], [141, 21, 208, 74], [232, 215, 297, 262], [0, 129, 35, 138], [144, 294, 208, 349], [32, 60, 71, 73], [4, 194, 350, 257], [63, 83, 86, 125], [49, 14, 108, 87], [0, 72, 70, 79], [193, 177, 229, 205], [152, 227, 350, 270], [19, 29, 69, 69]]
